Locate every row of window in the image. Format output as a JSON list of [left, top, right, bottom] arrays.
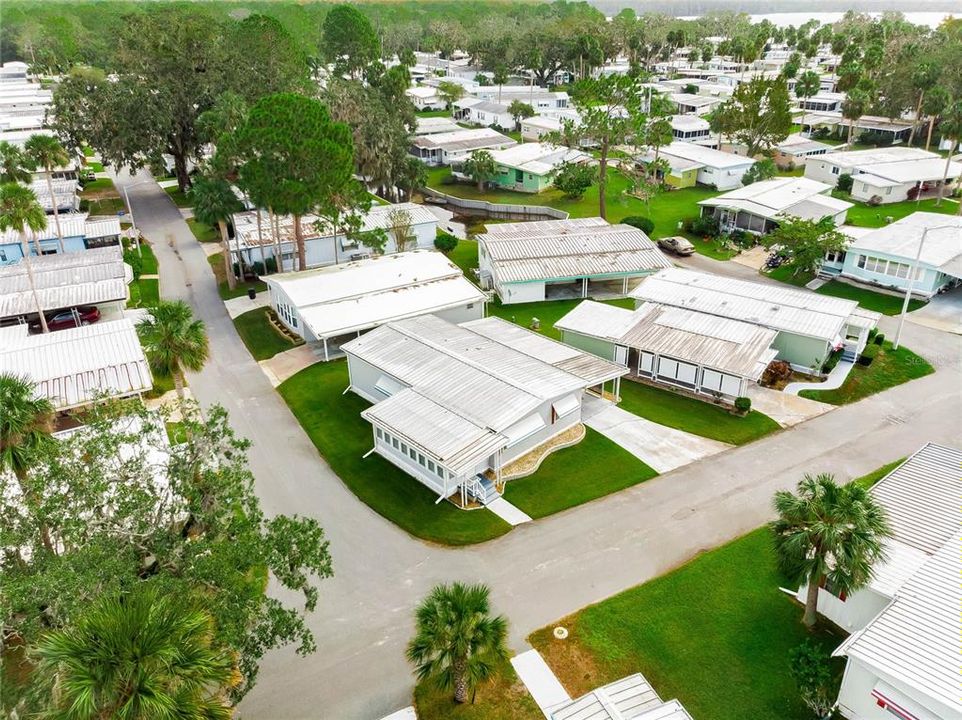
[[855, 254, 923, 280], [375, 426, 450, 481], [276, 301, 299, 329]]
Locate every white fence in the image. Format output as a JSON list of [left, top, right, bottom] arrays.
[[422, 188, 569, 221]]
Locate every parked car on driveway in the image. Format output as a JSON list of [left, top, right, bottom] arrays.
[[31, 305, 101, 332], [657, 236, 695, 256]]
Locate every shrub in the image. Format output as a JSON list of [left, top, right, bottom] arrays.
[[620, 215, 655, 234], [728, 229, 754, 248], [857, 131, 893, 147], [734, 396, 751, 413], [123, 248, 143, 279], [867, 327, 878, 341], [761, 360, 792, 387], [873, 332, 885, 346], [823, 348, 842, 373], [858, 344, 880, 366], [789, 641, 836, 719], [434, 231, 458, 253], [836, 173, 854, 193], [690, 215, 719, 237], [233, 257, 277, 278], [552, 161, 595, 199]]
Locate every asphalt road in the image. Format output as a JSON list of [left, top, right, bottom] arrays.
[[114, 170, 962, 720]]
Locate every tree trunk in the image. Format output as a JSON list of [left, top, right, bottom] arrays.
[[21, 240, 48, 333], [935, 139, 958, 207], [293, 214, 307, 271], [15, 468, 55, 554], [925, 116, 935, 152], [908, 92, 924, 147], [219, 220, 236, 290], [46, 168, 65, 254], [598, 150, 608, 220], [172, 367, 186, 402], [803, 569, 821, 629], [847, 119, 854, 145], [453, 658, 468, 704], [173, 151, 191, 193]]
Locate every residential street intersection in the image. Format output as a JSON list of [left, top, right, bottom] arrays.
[[114, 170, 962, 720]]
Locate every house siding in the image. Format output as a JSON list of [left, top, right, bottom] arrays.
[[839, 250, 947, 298], [771, 331, 832, 372], [836, 659, 956, 720], [561, 329, 617, 362]]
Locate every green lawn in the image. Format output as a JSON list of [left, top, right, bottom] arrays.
[[207, 253, 267, 300], [416, 109, 452, 118], [144, 370, 174, 400], [618, 380, 780, 446], [529, 528, 845, 720], [488, 297, 635, 341], [853, 458, 905, 489], [89, 197, 127, 217], [764, 267, 926, 315], [798, 341, 934, 405], [82, 145, 95, 157], [186, 217, 219, 243], [837, 192, 959, 228], [138, 242, 158, 275], [128, 278, 159, 308], [165, 185, 192, 208], [447, 237, 479, 277], [414, 658, 542, 720], [278, 361, 511, 546], [427, 166, 722, 250], [80, 178, 115, 193], [504, 428, 657, 519], [233, 307, 296, 361], [86, 161, 105, 173]]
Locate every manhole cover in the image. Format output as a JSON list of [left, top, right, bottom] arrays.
[[553, 626, 569, 640]]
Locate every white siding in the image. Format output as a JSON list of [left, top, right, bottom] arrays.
[[498, 280, 546, 304]]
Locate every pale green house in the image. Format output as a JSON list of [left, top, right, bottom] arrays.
[[486, 143, 590, 193]]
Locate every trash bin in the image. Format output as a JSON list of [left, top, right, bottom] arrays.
[[247, 287, 256, 300]]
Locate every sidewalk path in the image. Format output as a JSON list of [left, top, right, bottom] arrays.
[[511, 650, 570, 718], [487, 497, 532, 526], [784, 360, 854, 396]]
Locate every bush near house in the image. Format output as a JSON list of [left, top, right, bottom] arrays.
[[620, 215, 655, 234], [836, 173, 854, 193], [733, 396, 751, 414], [858, 344, 879, 366], [434, 230, 458, 254]]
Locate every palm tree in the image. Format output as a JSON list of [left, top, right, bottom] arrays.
[[0, 182, 49, 332], [794, 70, 821, 106], [841, 88, 869, 145], [24, 135, 70, 254], [406, 582, 509, 704], [462, 150, 496, 193], [137, 300, 209, 402], [36, 586, 234, 720], [0, 140, 34, 184], [771, 474, 891, 629], [0, 372, 56, 552], [934, 100, 962, 208], [190, 175, 243, 290]]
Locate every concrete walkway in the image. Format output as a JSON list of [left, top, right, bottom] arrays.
[[906, 288, 962, 335], [257, 345, 318, 388], [746, 385, 833, 427], [784, 360, 854, 396], [582, 395, 731, 474], [224, 292, 268, 319], [378, 709, 416, 720], [486, 497, 532, 526], [511, 650, 570, 718], [423, 204, 467, 239]]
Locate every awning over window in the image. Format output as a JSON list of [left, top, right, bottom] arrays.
[[374, 374, 406, 397], [503, 413, 546, 446], [871, 681, 940, 720], [552, 394, 580, 419]]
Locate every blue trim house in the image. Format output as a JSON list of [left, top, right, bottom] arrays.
[[823, 214, 962, 298], [0, 214, 122, 265]]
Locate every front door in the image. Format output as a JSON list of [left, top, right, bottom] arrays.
[[614, 345, 628, 366]]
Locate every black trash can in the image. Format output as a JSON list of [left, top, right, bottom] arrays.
[[247, 287, 256, 300]]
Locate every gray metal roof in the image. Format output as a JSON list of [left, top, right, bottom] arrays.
[[462, 316, 628, 386], [411, 127, 515, 152], [869, 443, 962, 556], [848, 213, 962, 277], [551, 674, 693, 720], [483, 217, 608, 236], [631, 268, 864, 341], [697, 177, 851, 222], [0, 319, 151, 410], [557, 300, 778, 378]]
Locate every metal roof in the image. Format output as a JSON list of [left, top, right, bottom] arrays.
[[697, 177, 850, 221], [848, 213, 962, 277], [411, 127, 515, 152], [362, 388, 507, 475], [0, 319, 152, 410], [658, 141, 755, 169], [462, 316, 628, 386], [631, 268, 864, 341], [484, 217, 607, 236], [557, 300, 778, 378], [837, 533, 962, 716], [0, 213, 120, 245], [0, 247, 129, 318], [551, 673, 693, 720], [479, 224, 670, 284], [489, 143, 589, 175]]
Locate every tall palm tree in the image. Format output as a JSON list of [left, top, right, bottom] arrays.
[[793, 70, 821, 105], [771, 474, 891, 629], [190, 175, 243, 290], [0, 140, 34, 184], [0, 372, 56, 552], [406, 582, 509, 704], [0, 182, 49, 332], [934, 100, 962, 208], [36, 586, 234, 720], [136, 300, 209, 402], [24, 135, 70, 254]]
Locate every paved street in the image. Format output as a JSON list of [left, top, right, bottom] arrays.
[[114, 170, 962, 720]]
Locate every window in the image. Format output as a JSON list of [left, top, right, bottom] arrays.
[[376, 428, 383, 440], [417, 452, 425, 466], [856, 255, 866, 269], [427, 459, 435, 473], [84, 235, 120, 249], [408, 447, 417, 461], [0, 249, 6, 262], [885, 186, 892, 195], [391, 437, 399, 450], [820, 576, 847, 602], [831, 165, 839, 175]]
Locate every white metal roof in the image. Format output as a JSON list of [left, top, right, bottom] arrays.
[[0, 319, 152, 410], [557, 300, 778, 378], [838, 533, 962, 717], [266, 251, 485, 339], [411, 127, 515, 152], [462, 316, 628, 386], [551, 673, 693, 720], [861, 158, 962, 183], [484, 217, 606, 236], [669, 115, 710, 132], [868, 538, 930, 599], [0, 212, 121, 246], [0, 247, 129, 318], [479, 223, 670, 285], [821, 147, 936, 169], [698, 177, 851, 222], [848, 213, 962, 277], [414, 117, 462, 135], [631, 268, 864, 341], [776, 133, 832, 156], [658, 141, 755, 170], [489, 143, 589, 176]]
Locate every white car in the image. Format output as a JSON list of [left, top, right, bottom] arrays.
[[657, 236, 695, 256]]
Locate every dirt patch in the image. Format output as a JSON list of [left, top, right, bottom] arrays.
[[529, 620, 609, 699]]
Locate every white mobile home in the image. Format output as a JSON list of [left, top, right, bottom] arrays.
[[404, 86, 446, 111], [556, 300, 777, 403], [643, 141, 756, 191], [343, 314, 627, 505], [477, 218, 671, 304], [452, 98, 514, 129], [631, 268, 879, 371], [410, 127, 515, 167], [264, 250, 486, 359]]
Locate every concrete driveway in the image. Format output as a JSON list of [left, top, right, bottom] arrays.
[[746, 384, 833, 427], [582, 395, 731, 473], [907, 286, 962, 335]]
